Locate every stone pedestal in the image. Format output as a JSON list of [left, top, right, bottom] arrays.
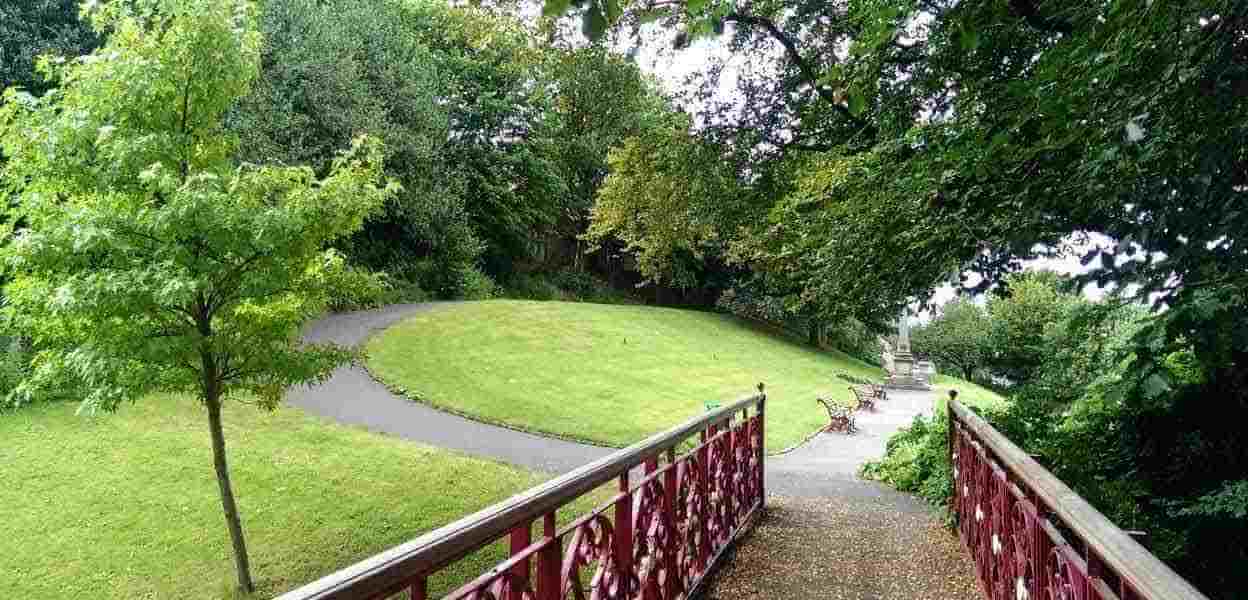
[[886, 352, 931, 391]]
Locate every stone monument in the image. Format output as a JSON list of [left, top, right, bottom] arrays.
[[886, 310, 931, 390]]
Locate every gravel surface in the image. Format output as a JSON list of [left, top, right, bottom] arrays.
[[706, 390, 980, 600], [703, 495, 980, 600]]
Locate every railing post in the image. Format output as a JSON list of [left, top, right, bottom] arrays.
[[509, 520, 532, 600], [642, 457, 660, 600], [757, 384, 766, 509], [725, 418, 736, 528], [410, 577, 427, 600], [536, 512, 560, 600], [614, 473, 633, 592], [697, 427, 711, 570], [663, 448, 679, 597], [946, 389, 957, 527]]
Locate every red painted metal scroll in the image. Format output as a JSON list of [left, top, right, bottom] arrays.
[[948, 399, 1208, 600], [278, 389, 766, 600]]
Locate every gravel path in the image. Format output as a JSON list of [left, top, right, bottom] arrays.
[[289, 304, 979, 598], [712, 390, 980, 599], [702, 494, 980, 600], [767, 388, 937, 497]]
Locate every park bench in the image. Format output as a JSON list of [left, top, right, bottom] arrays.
[[834, 372, 888, 402], [816, 397, 856, 434], [849, 386, 878, 412]]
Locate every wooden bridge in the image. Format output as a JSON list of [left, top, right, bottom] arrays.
[[275, 390, 1209, 600]]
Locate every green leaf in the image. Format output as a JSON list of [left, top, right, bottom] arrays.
[[581, 5, 608, 40], [1142, 372, 1170, 399], [848, 90, 866, 117], [958, 28, 979, 52], [542, 0, 573, 18], [686, 0, 709, 14]]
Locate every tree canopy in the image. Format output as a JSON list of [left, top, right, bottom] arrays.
[[911, 298, 989, 381]]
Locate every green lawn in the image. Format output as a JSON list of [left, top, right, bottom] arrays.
[[930, 373, 1009, 411], [365, 300, 887, 451], [0, 396, 600, 599]]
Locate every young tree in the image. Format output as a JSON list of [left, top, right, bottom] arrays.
[[588, 120, 747, 288], [0, 0, 395, 592], [985, 272, 1080, 385], [911, 298, 990, 381]]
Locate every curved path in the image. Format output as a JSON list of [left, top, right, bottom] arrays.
[[290, 303, 979, 598], [288, 303, 615, 473], [290, 302, 941, 485]]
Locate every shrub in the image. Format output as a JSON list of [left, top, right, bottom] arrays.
[[326, 266, 394, 312], [0, 345, 31, 403], [861, 412, 955, 514], [505, 272, 565, 301], [459, 267, 498, 300], [550, 270, 598, 298], [501, 270, 638, 305], [833, 371, 880, 386]]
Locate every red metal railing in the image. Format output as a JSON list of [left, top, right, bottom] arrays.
[[948, 399, 1209, 600], [278, 388, 766, 600]]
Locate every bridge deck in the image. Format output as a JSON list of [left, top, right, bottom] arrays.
[[706, 390, 979, 599]]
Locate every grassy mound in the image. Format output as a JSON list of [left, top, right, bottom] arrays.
[[0, 396, 597, 599], [365, 300, 886, 451]]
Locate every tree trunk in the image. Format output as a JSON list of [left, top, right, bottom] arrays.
[[963, 365, 975, 381], [206, 392, 255, 593]]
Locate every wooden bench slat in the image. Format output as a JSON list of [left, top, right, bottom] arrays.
[[816, 397, 855, 433]]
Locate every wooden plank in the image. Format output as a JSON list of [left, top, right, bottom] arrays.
[[276, 392, 765, 600], [948, 401, 1209, 600]]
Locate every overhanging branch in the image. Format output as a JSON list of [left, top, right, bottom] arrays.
[[1008, 0, 1074, 35], [725, 12, 871, 130]]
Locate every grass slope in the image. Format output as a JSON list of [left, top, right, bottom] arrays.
[[930, 374, 1009, 411], [1, 396, 596, 599], [366, 300, 886, 451]]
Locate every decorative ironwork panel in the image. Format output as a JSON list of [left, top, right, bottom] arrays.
[[276, 394, 767, 600], [948, 401, 1204, 600]]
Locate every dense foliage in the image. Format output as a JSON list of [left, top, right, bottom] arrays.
[[2, 0, 681, 307], [231, 0, 481, 297], [232, 0, 674, 297], [869, 274, 1246, 591]]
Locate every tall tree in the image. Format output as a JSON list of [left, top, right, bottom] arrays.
[[588, 117, 747, 287], [541, 45, 670, 269], [0, 0, 394, 592], [232, 0, 482, 296], [911, 298, 990, 381]]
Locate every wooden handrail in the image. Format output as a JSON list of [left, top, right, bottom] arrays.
[[949, 399, 1209, 600], [278, 391, 766, 600]]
